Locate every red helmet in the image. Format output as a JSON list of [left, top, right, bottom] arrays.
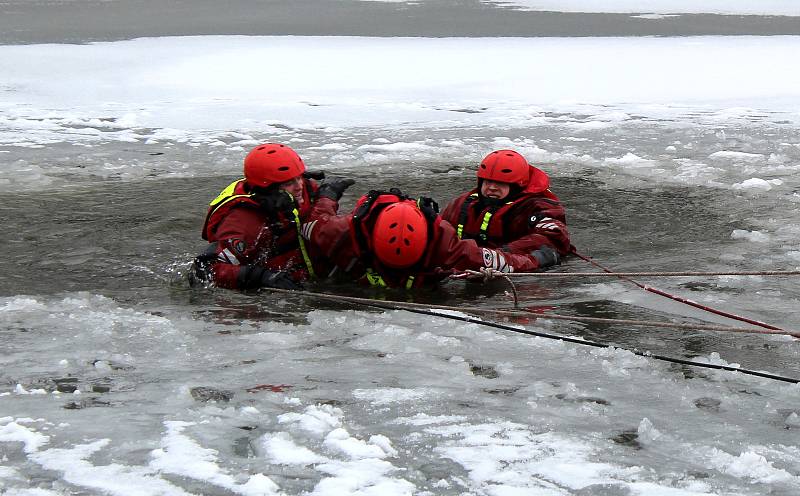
[[372, 202, 428, 268], [477, 150, 530, 187], [243, 143, 305, 188]]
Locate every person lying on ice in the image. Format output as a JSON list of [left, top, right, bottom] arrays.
[[299, 188, 560, 289], [190, 143, 354, 290], [441, 149, 571, 258]]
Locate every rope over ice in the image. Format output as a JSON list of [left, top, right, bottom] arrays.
[[262, 287, 800, 384]]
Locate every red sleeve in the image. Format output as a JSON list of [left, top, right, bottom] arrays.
[[430, 220, 541, 273], [505, 221, 571, 255], [208, 208, 272, 289], [302, 197, 356, 266], [504, 200, 571, 256]]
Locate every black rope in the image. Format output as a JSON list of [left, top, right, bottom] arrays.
[[267, 288, 800, 385]]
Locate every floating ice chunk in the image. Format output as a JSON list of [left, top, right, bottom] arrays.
[[392, 413, 468, 426], [603, 152, 656, 168], [636, 417, 663, 444], [312, 457, 415, 495], [240, 473, 281, 495], [709, 150, 764, 161], [261, 432, 326, 465], [278, 404, 343, 437], [352, 387, 431, 405], [0, 296, 47, 312], [785, 412, 800, 428], [731, 229, 770, 243], [723, 451, 793, 483], [732, 178, 779, 191], [0, 419, 50, 453], [368, 435, 398, 457], [31, 438, 192, 496], [324, 428, 391, 460], [150, 420, 279, 494], [14, 384, 47, 395]]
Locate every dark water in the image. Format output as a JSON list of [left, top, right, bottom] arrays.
[[2, 0, 800, 45], [5, 156, 797, 380]]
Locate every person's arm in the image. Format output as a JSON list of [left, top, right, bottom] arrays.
[[504, 200, 571, 256], [432, 220, 559, 273], [301, 197, 354, 259]]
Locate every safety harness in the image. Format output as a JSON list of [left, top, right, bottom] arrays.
[[455, 193, 513, 242]]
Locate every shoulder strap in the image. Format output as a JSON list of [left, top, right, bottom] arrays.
[[456, 193, 480, 239]]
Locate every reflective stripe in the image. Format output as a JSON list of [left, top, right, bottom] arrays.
[[365, 268, 386, 287], [220, 248, 240, 265], [478, 211, 493, 242], [301, 220, 317, 241], [455, 193, 479, 240], [456, 192, 513, 242], [208, 179, 251, 217], [365, 268, 415, 289], [289, 202, 316, 279]]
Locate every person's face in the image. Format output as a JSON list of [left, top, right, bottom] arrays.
[[279, 176, 305, 205], [480, 179, 511, 200]]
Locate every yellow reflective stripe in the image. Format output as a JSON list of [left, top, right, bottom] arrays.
[[479, 211, 493, 241], [478, 200, 513, 241], [208, 179, 253, 219], [209, 179, 247, 207], [365, 269, 414, 289], [365, 268, 387, 287], [456, 224, 464, 239], [291, 205, 316, 279]]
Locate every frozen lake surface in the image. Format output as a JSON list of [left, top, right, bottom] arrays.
[[2, 3, 800, 495]]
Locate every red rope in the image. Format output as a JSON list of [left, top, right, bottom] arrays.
[[572, 250, 785, 332]]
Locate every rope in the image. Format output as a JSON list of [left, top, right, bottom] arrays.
[[459, 269, 800, 278], [261, 287, 800, 384], [571, 251, 787, 332], [264, 288, 800, 338]]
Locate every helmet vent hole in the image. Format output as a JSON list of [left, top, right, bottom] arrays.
[[388, 236, 397, 244], [257, 146, 265, 151], [395, 248, 401, 255], [389, 222, 398, 229], [480, 164, 487, 169], [404, 239, 411, 246], [278, 166, 289, 171], [407, 224, 415, 232], [267, 150, 276, 154], [501, 168, 512, 173]]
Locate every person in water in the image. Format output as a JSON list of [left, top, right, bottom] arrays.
[[191, 142, 354, 290], [299, 188, 560, 289], [441, 149, 571, 261]]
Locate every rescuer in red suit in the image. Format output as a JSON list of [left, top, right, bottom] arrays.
[[300, 188, 560, 289], [191, 143, 354, 290], [441, 149, 571, 258]]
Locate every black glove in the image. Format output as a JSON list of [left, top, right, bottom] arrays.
[[256, 189, 295, 213], [417, 196, 439, 220], [318, 176, 355, 201], [260, 270, 302, 290], [531, 245, 561, 269], [303, 170, 326, 181], [238, 265, 302, 290]]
